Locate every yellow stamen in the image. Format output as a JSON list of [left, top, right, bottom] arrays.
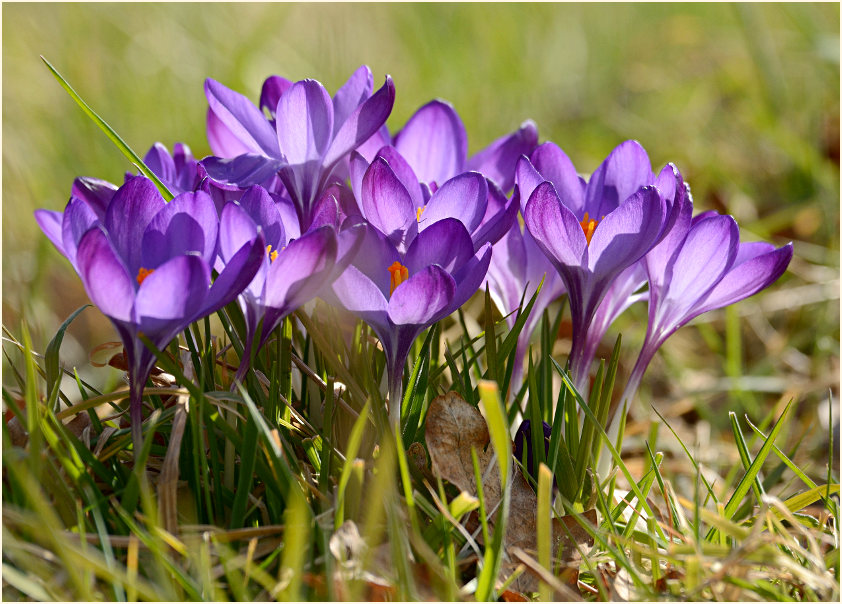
[[416, 206, 425, 222], [388, 261, 409, 295], [136, 267, 154, 285], [579, 212, 599, 246], [266, 244, 279, 263]]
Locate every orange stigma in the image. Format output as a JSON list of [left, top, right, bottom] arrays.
[[579, 212, 600, 246], [136, 267, 154, 285], [266, 244, 279, 263], [416, 206, 425, 222], [388, 261, 409, 295]]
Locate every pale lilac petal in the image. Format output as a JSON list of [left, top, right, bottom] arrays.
[[260, 75, 293, 118], [34, 210, 66, 258], [331, 263, 389, 317], [219, 201, 260, 263], [585, 140, 654, 218], [530, 142, 587, 216], [135, 254, 209, 322], [515, 156, 546, 213], [471, 182, 520, 251], [141, 191, 219, 268], [143, 143, 177, 188], [361, 157, 416, 248], [374, 146, 424, 209], [207, 108, 256, 158], [61, 197, 101, 265], [205, 78, 280, 157], [644, 190, 693, 292], [404, 218, 474, 275], [693, 242, 793, 316], [388, 264, 455, 326], [264, 226, 337, 311], [201, 154, 285, 188], [202, 231, 266, 315], [323, 75, 396, 169], [347, 222, 401, 296], [275, 195, 301, 241], [588, 186, 666, 275], [75, 227, 135, 323], [276, 79, 334, 165], [447, 242, 493, 314], [105, 176, 165, 276], [394, 99, 467, 185], [524, 182, 587, 269], [419, 172, 488, 235], [349, 150, 369, 203], [332, 65, 373, 132], [467, 120, 539, 192], [239, 185, 285, 248], [354, 125, 392, 163]]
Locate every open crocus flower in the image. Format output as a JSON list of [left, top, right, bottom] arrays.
[[330, 217, 492, 429], [356, 98, 538, 193], [615, 198, 794, 421], [217, 185, 364, 384], [35, 175, 265, 453], [349, 147, 519, 254], [520, 141, 681, 390], [201, 65, 395, 231]]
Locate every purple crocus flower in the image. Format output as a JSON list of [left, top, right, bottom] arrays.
[[348, 147, 519, 254], [616, 198, 794, 421], [201, 65, 395, 231], [513, 419, 554, 486], [330, 197, 492, 428], [35, 175, 265, 453], [217, 185, 364, 384], [356, 98, 538, 193], [520, 141, 681, 391]]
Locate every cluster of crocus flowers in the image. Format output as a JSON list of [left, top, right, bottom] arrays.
[[36, 63, 792, 451]]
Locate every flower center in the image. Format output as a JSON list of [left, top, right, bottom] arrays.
[[136, 267, 154, 285], [416, 206, 425, 222], [579, 212, 600, 246], [266, 244, 279, 263], [388, 261, 409, 295]]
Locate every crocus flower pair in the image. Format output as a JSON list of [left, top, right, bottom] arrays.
[[36, 176, 265, 452]]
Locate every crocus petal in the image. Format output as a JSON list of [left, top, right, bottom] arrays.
[[515, 156, 546, 213], [404, 217, 474, 275], [201, 154, 285, 188], [202, 232, 266, 316], [361, 157, 416, 248], [395, 99, 467, 185], [239, 185, 285, 248], [143, 143, 177, 188], [585, 140, 654, 218], [467, 120, 539, 192], [587, 186, 666, 275], [373, 146, 425, 210], [264, 226, 337, 311], [75, 227, 135, 323], [141, 191, 219, 268], [207, 108, 257, 158], [345, 222, 401, 296], [310, 192, 340, 229], [349, 151, 369, 203], [134, 254, 209, 324], [644, 191, 693, 292], [692, 242, 793, 317], [530, 142, 587, 217], [471, 182, 520, 251], [205, 78, 280, 158], [323, 75, 396, 170], [331, 264, 389, 317], [355, 125, 392, 163], [388, 264, 455, 326], [260, 75, 293, 119], [331, 65, 373, 133], [419, 172, 488, 235], [276, 79, 334, 165], [523, 182, 588, 269], [105, 176, 165, 276], [219, 201, 260, 263], [34, 210, 66, 258], [70, 177, 116, 218], [447, 242, 493, 314]]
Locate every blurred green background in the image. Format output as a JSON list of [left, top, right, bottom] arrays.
[[2, 3, 839, 452]]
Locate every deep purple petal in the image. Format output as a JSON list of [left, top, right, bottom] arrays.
[[531, 142, 587, 217], [260, 75, 293, 119], [105, 176, 166, 276], [60, 197, 102, 267], [264, 226, 338, 311], [323, 75, 396, 170], [523, 182, 587, 269], [387, 264, 455, 326], [134, 254, 209, 323], [202, 230, 266, 315], [144, 143, 177, 188], [205, 78, 280, 157], [239, 185, 285, 248], [419, 171, 488, 235], [354, 125, 392, 163], [471, 182, 520, 251], [201, 154, 285, 189], [446, 242, 493, 315], [332, 65, 374, 133], [70, 177, 116, 218], [361, 157, 416, 249], [467, 120, 539, 192], [347, 222, 401, 296], [585, 140, 654, 218], [404, 217, 474, 275], [141, 190, 219, 269], [75, 227, 135, 323], [394, 99, 467, 185], [374, 146, 424, 209]]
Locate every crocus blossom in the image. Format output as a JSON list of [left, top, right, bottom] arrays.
[[348, 147, 519, 254], [35, 176, 265, 452], [330, 213, 492, 429], [520, 141, 681, 390], [356, 98, 538, 193], [217, 185, 364, 384], [202, 65, 395, 230]]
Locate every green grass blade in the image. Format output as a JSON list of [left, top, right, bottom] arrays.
[[729, 412, 766, 504]]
